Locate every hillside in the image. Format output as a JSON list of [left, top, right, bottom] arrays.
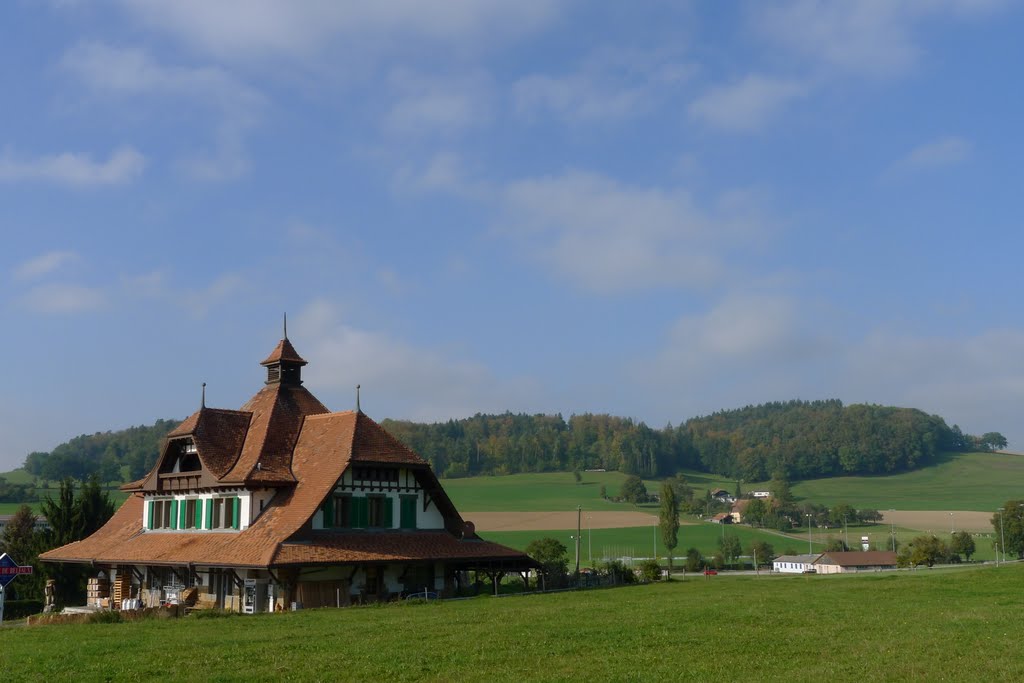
[[5, 400, 1003, 490]]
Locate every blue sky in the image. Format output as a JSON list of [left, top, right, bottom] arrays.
[[2, 1, 1023, 471]]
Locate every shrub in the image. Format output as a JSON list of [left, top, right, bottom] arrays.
[[637, 560, 661, 582], [2, 599, 44, 620], [88, 610, 123, 624], [599, 560, 636, 585]]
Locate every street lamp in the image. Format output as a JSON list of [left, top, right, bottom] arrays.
[[950, 512, 954, 535], [805, 513, 813, 555]]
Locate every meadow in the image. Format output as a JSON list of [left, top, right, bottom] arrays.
[[790, 451, 1024, 510], [2, 564, 1022, 681]]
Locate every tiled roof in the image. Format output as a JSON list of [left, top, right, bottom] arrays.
[[816, 551, 898, 567], [274, 532, 532, 565], [260, 338, 307, 366], [220, 383, 329, 484], [42, 409, 527, 570], [351, 412, 428, 466], [190, 408, 252, 477]]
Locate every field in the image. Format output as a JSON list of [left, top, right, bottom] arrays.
[[790, 451, 1024, 510], [3, 564, 1023, 681]]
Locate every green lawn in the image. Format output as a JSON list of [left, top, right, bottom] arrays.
[[4, 564, 1023, 681], [482, 522, 828, 564], [442, 471, 663, 512], [791, 452, 1024, 511]]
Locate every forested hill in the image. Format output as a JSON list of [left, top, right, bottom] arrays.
[[384, 401, 1003, 481], [20, 419, 179, 483], [10, 401, 1006, 485]]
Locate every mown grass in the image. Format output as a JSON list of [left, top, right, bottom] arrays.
[[3, 564, 1023, 681], [442, 470, 664, 512], [791, 451, 1024, 510]]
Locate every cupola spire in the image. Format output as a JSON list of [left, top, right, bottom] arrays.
[[260, 325, 308, 385]]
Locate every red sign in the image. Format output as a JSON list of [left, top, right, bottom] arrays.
[[0, 566, 33, 576]]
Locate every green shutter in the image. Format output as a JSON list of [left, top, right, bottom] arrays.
[[383, 497, 394, 528], [194, 499, 203, 529], [171, 500, 179, 530], [179, 500, 187, 529], [400, 497, 416, 530], [205, 499, 213, 529], [354, 497, 368, 528], [323, 496, 334, 529], [147, 501, 155, 530], [232, 497, 241, 530]]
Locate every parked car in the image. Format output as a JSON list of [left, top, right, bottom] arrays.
[[802, 568, 817, 574], [703, 569, 718, 576]]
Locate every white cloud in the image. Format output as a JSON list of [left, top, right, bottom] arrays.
[[295, 299, 539, 420], [889, 136, 973, 174], [498, 171, 768, 292], [113, 0, 562, 62], [19, 283, 107, 314], [753, 0, 1010, 78], [180, 274, 246, 317], [0, 146, 145, 187], [61, 43, 262, 181], [384, 69, 493, 134], [513, 50, 695, 122], [689, 75, 808, 131], [13, 251, 79, 281]]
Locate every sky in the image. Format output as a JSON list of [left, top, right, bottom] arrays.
[[2, 0, 1023, 471]]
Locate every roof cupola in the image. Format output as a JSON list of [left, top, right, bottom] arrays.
[[260, 314, 308, 385]]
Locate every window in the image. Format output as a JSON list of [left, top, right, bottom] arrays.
[[212, 497, 240, 530], [333, 495, 351, 528], [367, 496, 392, 528], [184, 499, 199, 529], [149, 499, 173, 529]]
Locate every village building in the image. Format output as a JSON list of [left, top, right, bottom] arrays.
[[812, 551, 898, 574], [772, 554, 822, 573], [41, 332, 536, 612]]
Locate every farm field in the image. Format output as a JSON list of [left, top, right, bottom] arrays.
[[790, 451, 1024, 511], [4, 564, 1023, 681]]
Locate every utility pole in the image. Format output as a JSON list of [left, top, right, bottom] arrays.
[[575, 506, 582, 580]]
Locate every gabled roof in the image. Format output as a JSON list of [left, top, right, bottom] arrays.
[[774, 554, 822, 564]]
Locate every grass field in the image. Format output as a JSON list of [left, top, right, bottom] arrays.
[[3, 564, 1023, 681], [789, 452, 1024, 511], [442, 471, 667, 512]]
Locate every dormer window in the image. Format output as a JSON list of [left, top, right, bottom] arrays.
[[159, 439, 202, 474]]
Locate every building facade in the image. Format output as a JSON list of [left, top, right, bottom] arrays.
[[41, 333, 535, 612]]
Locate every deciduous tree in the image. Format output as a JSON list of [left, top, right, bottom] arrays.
[[659, 483, 679, 575]]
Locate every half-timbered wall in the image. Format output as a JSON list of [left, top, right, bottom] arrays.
[[312, 467, 445, 530]]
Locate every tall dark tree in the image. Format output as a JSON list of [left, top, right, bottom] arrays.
[[991, 501, 1024, 560], [950, 530, 976, 561], [620, 476, 647, 505], [0, 504, 46, 600], [659, 483, 679, 575], [40, 478, 80, 547]]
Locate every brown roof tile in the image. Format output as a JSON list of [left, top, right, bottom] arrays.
[[351, 412, 428, 466], [260, 338, 307, 366], [221, 383, 329, 484], [273, 532, 532, 565]]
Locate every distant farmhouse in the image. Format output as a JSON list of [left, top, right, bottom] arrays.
[[0, 514, 49, 533], [773, 554, 821, 573], [42, 331, 535, 612], [813, 551, 898, 574], [773, 551, 898, 574]]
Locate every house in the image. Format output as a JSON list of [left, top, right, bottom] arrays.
[[772, 554, 822, 573], [751, 491, 772, 498], [41, 331, 536, 612], [0, 514, 50, 533], [730, 499, 749, 524], [813, 551, 898, 574], [710, 488, 735, 504], [710, 512, 732, 524]]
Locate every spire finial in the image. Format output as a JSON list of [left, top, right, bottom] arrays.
[[201, 382, 206, 409], [356, 384, 361, 413], [283, 312, 288, 340]]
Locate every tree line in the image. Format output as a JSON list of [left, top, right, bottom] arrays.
[[11, 400, 1007, 488]]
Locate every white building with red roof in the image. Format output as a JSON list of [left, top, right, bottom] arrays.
[[41, 332, 535, 612]]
